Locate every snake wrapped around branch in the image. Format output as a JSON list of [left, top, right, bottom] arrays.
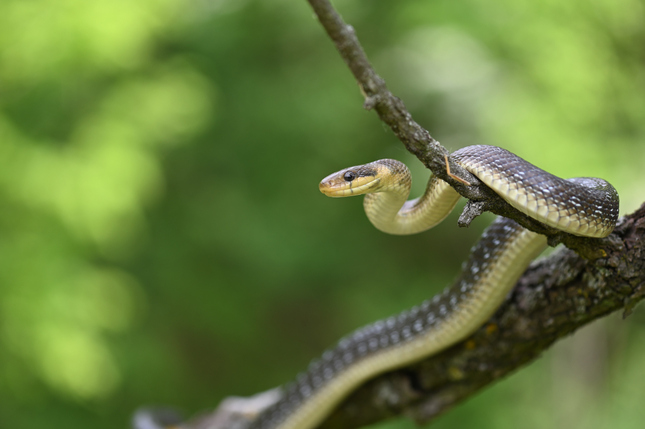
[[247, 145, 619, 429]]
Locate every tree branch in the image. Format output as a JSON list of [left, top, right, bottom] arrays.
[[135, 2, 645, 428], [305, 0, 610, 257]]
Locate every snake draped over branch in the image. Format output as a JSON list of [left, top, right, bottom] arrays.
[[249, 144, 619, 429]]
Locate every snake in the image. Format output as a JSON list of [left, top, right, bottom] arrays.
[[250, 145, 619, 429]]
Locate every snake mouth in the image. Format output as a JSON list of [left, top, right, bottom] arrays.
[[319, 177, 381, 197]]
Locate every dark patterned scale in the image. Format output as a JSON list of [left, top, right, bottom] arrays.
[[453, 146, 619, 237]]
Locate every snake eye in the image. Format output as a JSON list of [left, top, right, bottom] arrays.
[[343, 171, 356, 182]]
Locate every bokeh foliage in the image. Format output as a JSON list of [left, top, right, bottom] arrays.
[[1, 0, 644, 428]]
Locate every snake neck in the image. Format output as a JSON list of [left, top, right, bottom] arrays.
[[363, 176, 460, 235], [363, 188, 409, 234]]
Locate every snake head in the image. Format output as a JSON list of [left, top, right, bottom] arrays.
[[319, 161, 393, 197]]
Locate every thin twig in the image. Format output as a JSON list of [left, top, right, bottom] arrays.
[[306, 0, 451, 174]]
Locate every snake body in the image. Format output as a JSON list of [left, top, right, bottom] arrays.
[[251, 145, 619, 429]]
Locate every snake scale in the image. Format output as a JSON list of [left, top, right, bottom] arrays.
[[248, 145, 619, 429]]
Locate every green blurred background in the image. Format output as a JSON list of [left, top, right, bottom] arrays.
[[1, 0, 645, 428]]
